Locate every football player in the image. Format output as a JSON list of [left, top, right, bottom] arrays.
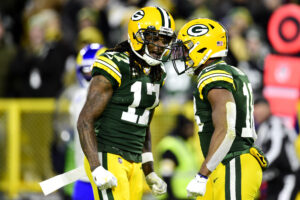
[[77, 6, 176, 200], [169, 18, 268, 199], [69, 43, 107, 200]]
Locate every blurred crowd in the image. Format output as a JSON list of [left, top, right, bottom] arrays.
[[0, 0, 290, 102], [1, 0, 300, 199]]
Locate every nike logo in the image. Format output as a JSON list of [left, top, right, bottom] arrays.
[[213, 177, 218, 183], [204, 65, 216, 72], [106, 54, 113, 59]]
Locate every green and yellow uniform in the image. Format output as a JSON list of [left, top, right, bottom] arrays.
[[195, 60, 262, 200], [84, 51, 166, 200]]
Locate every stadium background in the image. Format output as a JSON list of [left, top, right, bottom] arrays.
[[0, 0, 300, 199]]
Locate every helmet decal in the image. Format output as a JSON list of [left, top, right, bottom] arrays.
[[131, 10, 145, 21], [156, 7, 171, 28], [187, 24, 209, 37]]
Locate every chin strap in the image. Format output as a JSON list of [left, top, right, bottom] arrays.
[[185, 68, 195, 77], [184, 49, 213, 77], [198, 49, 212, 67], [143, 54, 162, 66], [142, 45, 162, 66], [128, 37, 162, 66]]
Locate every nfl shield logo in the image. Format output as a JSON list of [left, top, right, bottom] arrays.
[[217, 41, 223, 46], [118, 157, 122, 164]]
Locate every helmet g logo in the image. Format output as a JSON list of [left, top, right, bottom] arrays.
[[132, 10, 145, 21], [187, 24, 209, 36]]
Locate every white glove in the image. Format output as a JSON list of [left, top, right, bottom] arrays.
[[145, 172, 167, 196], [92, 166, 117, 190], [186, 174, 208, 198]]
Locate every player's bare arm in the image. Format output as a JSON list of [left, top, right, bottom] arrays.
[[77, 75, 113, 171], [142, 110, 155, 176], [199, 89, 235, 176]]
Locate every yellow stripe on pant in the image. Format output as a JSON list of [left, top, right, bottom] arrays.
[[84, 157, 100, 200], [84, 153, 144, 200]]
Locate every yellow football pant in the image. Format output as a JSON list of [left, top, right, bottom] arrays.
[[84, 152, 144, 200], [198, 153, 262, 200]]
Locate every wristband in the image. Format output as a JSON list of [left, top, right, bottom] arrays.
[[197, 173, 208, 179], [142, 152, 154, 164]]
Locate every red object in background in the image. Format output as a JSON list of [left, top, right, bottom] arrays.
[[264, 54, 300, 87], [259, 181, 268, 200], [263, 54, 300, 128], [268, 4, 300, 54]]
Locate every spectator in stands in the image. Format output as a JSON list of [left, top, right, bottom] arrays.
[[237, 27, 270, 99], [0, 14, 16, 97], [61, 0, 110, 48], [5, 9, 75, 98], [77, 26, 105, 51], [226, 7, 253, 65], [254, 97, 300, 200]]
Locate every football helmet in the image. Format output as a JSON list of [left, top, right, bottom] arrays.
[[170, 18, 228, 75], [76, 43, 107, 88], [128, 6, 176, 66]]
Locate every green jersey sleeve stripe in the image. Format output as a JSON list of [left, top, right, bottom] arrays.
[[197, 73, 234, 88], [95, 60, 122, 78], [93, 62, 121, 86], [97, 56, 121, 72], [198, 74, 235, 100], [198, 69, 231, 80]]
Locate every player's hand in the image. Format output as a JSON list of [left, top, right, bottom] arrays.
[[145, 172, 167, 196], [186, 173, 208, 198], [92, 166, 117, 190]]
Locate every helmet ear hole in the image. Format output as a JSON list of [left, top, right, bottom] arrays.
[[198, 48, 207, 53]]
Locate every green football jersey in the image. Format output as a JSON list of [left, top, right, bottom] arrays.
[[91, 51, 165, 162], [194, 59, 257, 158]]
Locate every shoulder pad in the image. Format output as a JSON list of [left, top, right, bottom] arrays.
[[197, 64, 235, 100], [92, 52, 122, 86]]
